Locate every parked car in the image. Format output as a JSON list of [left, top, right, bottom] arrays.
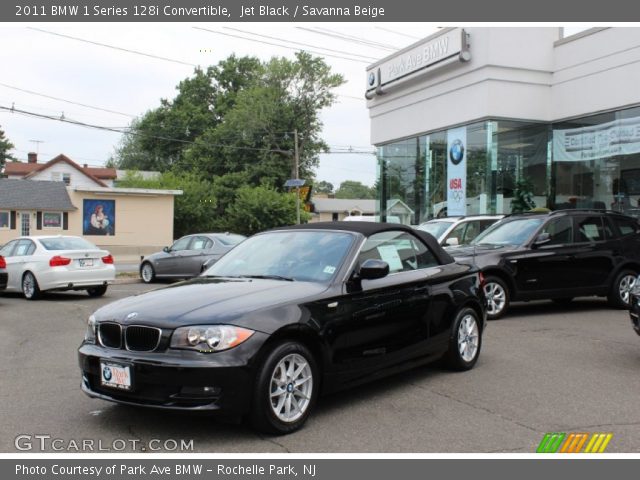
[[417, 215, 504, 246], [79, 222, 486, 434], [0, 236, 115, 300], [448, 209, 640, 319], [139, 232, 246, 283], [0, 255, 7, 291]]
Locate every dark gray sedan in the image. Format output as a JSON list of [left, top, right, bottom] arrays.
[[139, 233, 246, 283]]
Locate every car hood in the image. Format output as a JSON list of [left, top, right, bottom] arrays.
[[94, 277, 329, 331], [446, 243, 519, 258]]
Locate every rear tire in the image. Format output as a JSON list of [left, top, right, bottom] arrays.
[[250, 341, 318, 435], [483, 276, 510, 319], [444, 307, 482, 371], [87, 285, 108, 297], [140, 262, 155, 284], [608, 269, 637, 309], [22, 271, 41, 300]]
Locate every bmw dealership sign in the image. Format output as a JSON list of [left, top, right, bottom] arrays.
[[447, 127, 467, 216]]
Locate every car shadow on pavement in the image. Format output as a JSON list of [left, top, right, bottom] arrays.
[[494, 298, 619, 320], [78, 361, 450, 449]]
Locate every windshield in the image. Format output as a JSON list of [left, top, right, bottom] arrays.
[[39, 237, 98, 251], [203, 230, 354, 283], [213, 233, 246, 246], [471, 218, 544, 246], [417, 221, 454, 239]]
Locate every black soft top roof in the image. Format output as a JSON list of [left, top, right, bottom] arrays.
[[272, 221, 454, 265]]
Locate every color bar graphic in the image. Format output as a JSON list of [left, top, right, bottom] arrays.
[[537, 432, 613, 453]]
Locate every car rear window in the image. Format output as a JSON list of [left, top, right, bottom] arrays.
[[39, 237, 98, 251], [612, 217, 640, 236], [214, 234, 246, 246]]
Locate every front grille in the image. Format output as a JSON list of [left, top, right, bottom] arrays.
[[98, 323, 122, 348], [125, 325, 161, 352]]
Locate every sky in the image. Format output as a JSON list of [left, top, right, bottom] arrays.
[[0, 23, 441, 188]]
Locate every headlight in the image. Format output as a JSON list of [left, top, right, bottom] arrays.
[[170, 325, 254, 353], [84, 315, 97, 343]]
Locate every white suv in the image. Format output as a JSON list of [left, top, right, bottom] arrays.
[[417, 215, 504, 246]]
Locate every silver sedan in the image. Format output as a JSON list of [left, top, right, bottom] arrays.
[[139, 232, 246, 283]]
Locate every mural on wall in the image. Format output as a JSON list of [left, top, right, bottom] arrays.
[[83, 199, 115, 236]]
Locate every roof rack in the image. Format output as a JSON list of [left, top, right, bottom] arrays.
[[549, 208, 621, 215]]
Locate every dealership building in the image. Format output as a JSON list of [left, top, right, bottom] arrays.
[[366, 27, 640, 223]]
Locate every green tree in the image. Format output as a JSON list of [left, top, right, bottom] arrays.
[[315, 180, 334, 194], [0, 125, 15, 171], [115, 52, 344, 193], [335, 180, 375, 199], [225, 185, 309, 236], [117, 171, 217, 238]]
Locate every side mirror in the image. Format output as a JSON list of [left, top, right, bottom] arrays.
[[532, 232, 551, 248], [359, 259, 390, 280], [163, 246, 171, 253], [445, 237, 459, 246]]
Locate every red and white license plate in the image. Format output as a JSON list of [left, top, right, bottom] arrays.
[[100, 362, 132, 390], [78, 259, 94, 267]]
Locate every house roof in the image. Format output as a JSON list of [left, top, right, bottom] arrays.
[[4, 154, 116, 185], [311, 197, 376, 213], [0, 179, 77, 211]]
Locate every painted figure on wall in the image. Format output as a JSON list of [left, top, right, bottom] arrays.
[[83, 199, 115, 235]]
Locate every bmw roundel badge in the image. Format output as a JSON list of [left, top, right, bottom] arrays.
[[449, 139, 465, 165], [102, 366, 112, 381], [368, 72, 376, 87]]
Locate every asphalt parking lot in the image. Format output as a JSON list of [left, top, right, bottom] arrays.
[[1, 282, 639, 453]]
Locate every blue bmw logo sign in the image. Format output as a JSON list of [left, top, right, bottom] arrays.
[[449, 139, 465, 165], [368, 72, 376, 87], [103, 366, 112, 381]]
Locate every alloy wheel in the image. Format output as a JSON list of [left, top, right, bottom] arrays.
[[484, 281, 506, 316], [269, 353, 313, 423], [23, 273, 35, 298], [618, 274, 637, 305], [141, 264, 154, 283], [457, 314, 479, 362]]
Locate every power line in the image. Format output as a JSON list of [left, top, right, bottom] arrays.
[[223, 27, 380, 62], [374, 27, 422, 41], [193, 26, 370, 64], [2, 104, 375, 158], [296, 27, 399, 52], [0, 82, 136, 118], [28, 27, 197, 67]]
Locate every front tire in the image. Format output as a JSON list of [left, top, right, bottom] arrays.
[[22, 271, 41, 300], [608, 269, 637, 309], [444, 307, 482, 371], [251, 341, 318, 435], [87, 285, 108, 297], [140, 262, 156, 284], [483, 276, 510, 319]]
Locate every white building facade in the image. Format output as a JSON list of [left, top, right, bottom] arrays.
[[366, 27, 640, 222]]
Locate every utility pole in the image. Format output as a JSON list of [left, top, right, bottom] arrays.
[[294, 129, 300, 224]]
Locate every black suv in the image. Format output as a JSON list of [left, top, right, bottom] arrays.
[[448, 210, 640, 319]]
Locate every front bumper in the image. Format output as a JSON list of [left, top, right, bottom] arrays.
[[78, 332, 268, 414]]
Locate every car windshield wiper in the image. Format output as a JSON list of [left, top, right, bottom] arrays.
[[236, 274, 295, 282]]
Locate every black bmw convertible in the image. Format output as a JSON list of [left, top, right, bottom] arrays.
[[78, 222, 486, 434]]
